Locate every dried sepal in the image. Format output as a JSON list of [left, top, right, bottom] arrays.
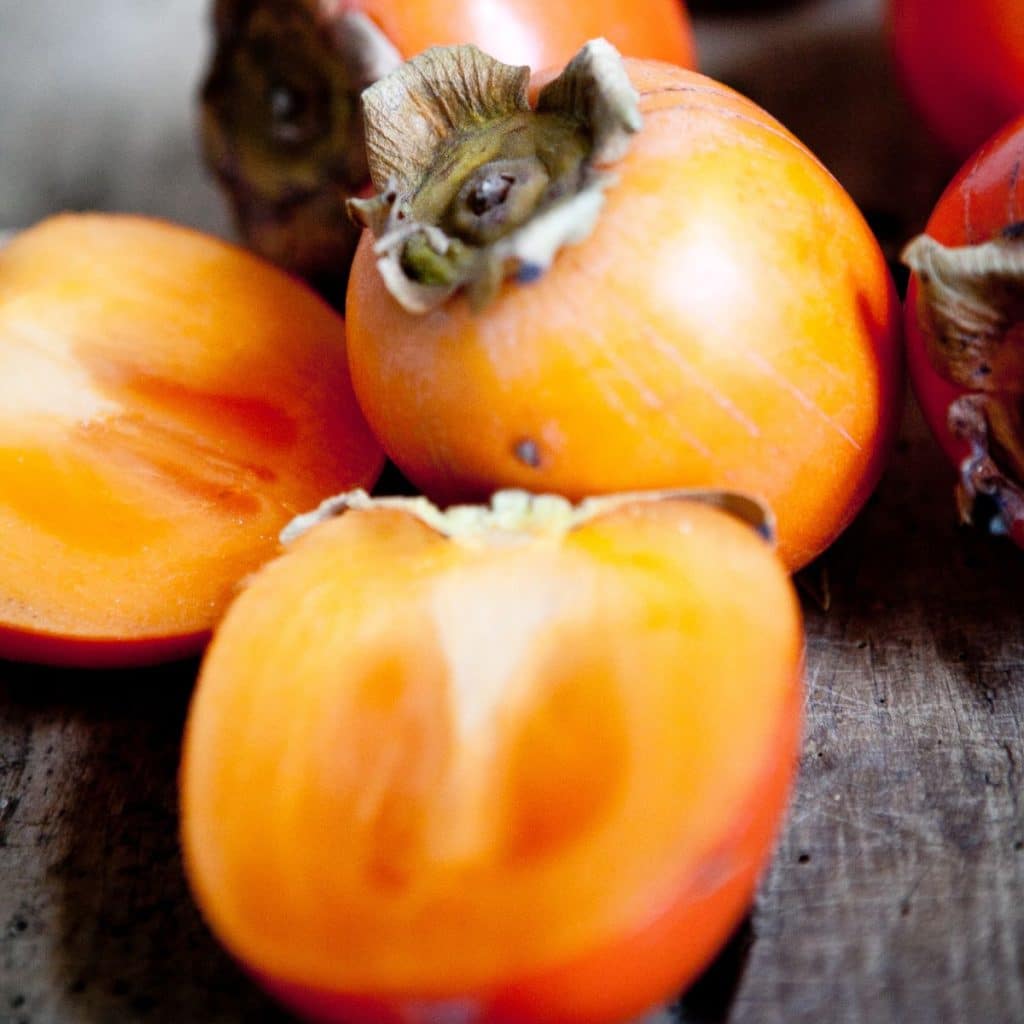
[[349, 38, 642, 314], [949, 394, 1024, 539], [902, 231, 1024, 392], [282, 488, 774, 547], [360, 45, 532, 194], [537, 38, 644, 166]]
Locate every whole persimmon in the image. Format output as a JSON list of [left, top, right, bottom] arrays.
[[0, 214, 383, 667], [345, 42, 903, 570], [200, 0, 696, 297], [890, 0, 1024, 159], [902, 115, 1024, 546], [181, 489, 803, 1024]]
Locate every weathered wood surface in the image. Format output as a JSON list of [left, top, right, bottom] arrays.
[[2, 0, 1023, 1021]]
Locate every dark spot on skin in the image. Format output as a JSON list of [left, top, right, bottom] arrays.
[[385, 190, 397, 203], [797, 852, 810, 864], [514, 438, 542, 468], [1002, 221, 1024, 240], [517, 262, 544, 284]]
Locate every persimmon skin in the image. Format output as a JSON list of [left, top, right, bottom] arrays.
[[904, 116, 1024, 545], [339, 0, 696, 71], [890, 0, 1024, 159], [181, 496, 802, 1024], [906, 117, 1024, 467], [346, 61, 902, 571], [0, 214, 383, 667]]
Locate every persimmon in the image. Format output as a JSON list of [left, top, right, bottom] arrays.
[[181, 488, 803, 1024], [902, 116, 1024, 546], [0, 214, 383, 667], [889, 0, 1024, 159], [200, 0, 696, 297], [344, 42, 903, 571]]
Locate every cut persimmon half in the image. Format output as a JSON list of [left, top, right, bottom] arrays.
[[181, 489, 803, 1024], [0, 214, 383, 666]]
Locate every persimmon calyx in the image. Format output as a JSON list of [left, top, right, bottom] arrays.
[[347, 38, 642, 313], [281, 488, 774, 547], [204, 7, 399, 195], [902, 230, 1024, 392], [903, 231, 1024, 539]]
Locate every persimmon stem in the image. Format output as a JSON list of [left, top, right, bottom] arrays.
[[347, 39, 641, 313]]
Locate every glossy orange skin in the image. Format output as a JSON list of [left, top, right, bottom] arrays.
[[347, 61, 902, 571], [905, 116, 1024, 545], [181, 497, 803, 1024], [332, 0, 696, 70], [890, 0, 1024, 158], [0, 214, 383, 667]]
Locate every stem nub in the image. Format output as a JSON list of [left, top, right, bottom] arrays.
[[348, 39, 642, 313]]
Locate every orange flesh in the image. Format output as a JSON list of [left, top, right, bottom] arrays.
[[181, 498, 802, 1015], [0, 214, 383, 663], [345, 63, 902, 571]]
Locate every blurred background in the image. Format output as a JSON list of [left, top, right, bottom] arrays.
[[0, 0, 953, 271]]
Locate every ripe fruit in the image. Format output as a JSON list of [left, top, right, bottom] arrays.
[[890, 0, 1024, 158], [345, 42, 903, 570], [0, 214, 383, 666], [181, 489, 803, 1024], [903, 115, 1024, 545]]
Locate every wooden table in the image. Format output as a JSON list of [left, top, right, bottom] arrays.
[[2, 1, 1022, 1021]]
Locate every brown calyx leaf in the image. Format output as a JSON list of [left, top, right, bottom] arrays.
[[902, 232, 1024, 392], [348, 38, 642, 314]]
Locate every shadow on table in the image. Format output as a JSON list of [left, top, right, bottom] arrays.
[[0, 660, 291, 1023]]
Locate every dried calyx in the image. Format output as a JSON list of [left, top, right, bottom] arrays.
[[903, 230, 1024, 537], [201, 1, 401, 298], [282, 489, 774, 548], [348, 39, 642, 313]]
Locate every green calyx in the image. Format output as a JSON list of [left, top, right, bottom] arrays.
[[348, 38, 642, 313]]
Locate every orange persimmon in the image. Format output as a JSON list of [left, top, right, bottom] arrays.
[[181, 489, 803, 1024], [345, 46, 903, 571], [0, 214, 383, 667]]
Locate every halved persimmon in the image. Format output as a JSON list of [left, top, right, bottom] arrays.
[[181, 489, 802, 1024], [0, 214, 383, 666]]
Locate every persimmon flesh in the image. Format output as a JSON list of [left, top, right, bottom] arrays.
[[181, 491, 803, 1024], [0, 214, 383, 666], [345, 55, 902, 571]]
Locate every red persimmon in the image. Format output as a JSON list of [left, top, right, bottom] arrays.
[[890, 0, 1024, 158], [903, 115, 1024, 545]]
